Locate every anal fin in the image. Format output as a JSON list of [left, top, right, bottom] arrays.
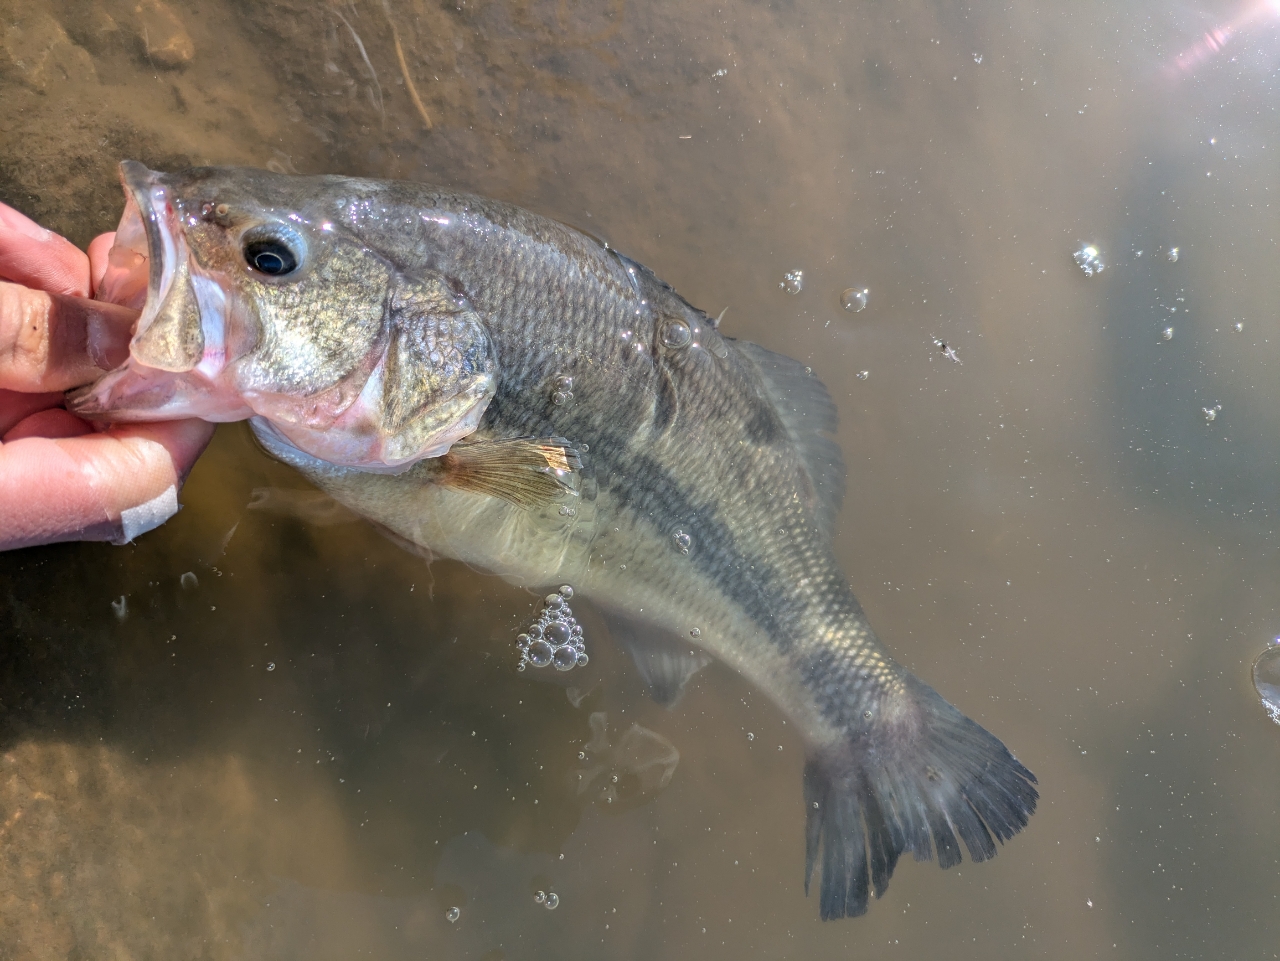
[[437, 436, 581, 509], [604, 610, 711, 707]]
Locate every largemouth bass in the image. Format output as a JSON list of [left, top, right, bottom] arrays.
[[70, 162, 1037, 920]]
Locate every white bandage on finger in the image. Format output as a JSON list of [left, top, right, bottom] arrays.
[[113, 484, 179, 544]]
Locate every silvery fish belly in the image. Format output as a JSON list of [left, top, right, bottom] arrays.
[[70, 162, 1038, 920]]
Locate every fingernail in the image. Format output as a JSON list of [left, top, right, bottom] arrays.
[[0, 203, 52, 243]]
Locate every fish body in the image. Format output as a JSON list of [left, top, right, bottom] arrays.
[[71, 163, 1036, 919]]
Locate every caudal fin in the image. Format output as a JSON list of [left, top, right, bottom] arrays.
[[804, 674, 1037, 920]]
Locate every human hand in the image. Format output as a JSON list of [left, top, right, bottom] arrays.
[[0, 202, 215, 551]]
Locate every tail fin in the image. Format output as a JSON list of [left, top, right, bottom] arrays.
[[804, 674, 1037, 920]]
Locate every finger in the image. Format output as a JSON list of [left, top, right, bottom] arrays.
[[2, 408, 95, 442], [0, 388, 62, 435], [0, 202, 91, 298], [88, 232, 116, 297], [0, 418, 216, 550], [0, 280, 137, 392]]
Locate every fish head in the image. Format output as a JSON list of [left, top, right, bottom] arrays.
[[69, 162, 497, 472]]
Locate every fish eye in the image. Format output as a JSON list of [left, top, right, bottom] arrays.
[[243, 236, 301, 277]]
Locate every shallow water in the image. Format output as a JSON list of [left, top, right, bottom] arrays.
[[3, 0, 1280, 957]]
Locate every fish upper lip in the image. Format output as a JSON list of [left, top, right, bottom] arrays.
[[117, 160, 182, 355], [66, 162, 193, 420]]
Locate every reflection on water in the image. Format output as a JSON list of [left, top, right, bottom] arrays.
[[3, 0, 1280, 957]]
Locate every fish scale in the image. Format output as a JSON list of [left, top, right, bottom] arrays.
[[70, 161, 1038, 921]]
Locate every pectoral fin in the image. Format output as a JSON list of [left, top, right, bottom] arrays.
[[604, 610, 711, 707], [437, 436, 582, 509]]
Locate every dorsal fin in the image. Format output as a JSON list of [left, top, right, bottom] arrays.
[[735, 341, 845, 535]]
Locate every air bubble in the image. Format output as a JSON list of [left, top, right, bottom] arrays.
[[267, 662, 276, 672], [1166, 247, 1180, 263], [545, 892, 560, 910], [690, 627, 702, 638], [550, 645, 577, 671], [673, 530, 692, 554], [1162, 327, 1174, 341], [180, 571, 198, 590], [446, 906, 460, 923], [516, 589, 588, 672], [662, 320, 692, 349], [1234, 322, 1244, 332], [840, 287, 869, 311], [1073, 244, 1105, 277], [747, 732, 755, 741], [855, 370, 869, 381], [534, 890, 546, 904], [552, 391, 573, 406], [554, 374, 574, 392], [1254, 641, 1280, 724], [779, 269, 804, 295]]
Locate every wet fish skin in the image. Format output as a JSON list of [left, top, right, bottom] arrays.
[[73, 163, 1037, 920]]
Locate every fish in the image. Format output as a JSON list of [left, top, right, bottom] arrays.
[[70, 161, 1037, 920]]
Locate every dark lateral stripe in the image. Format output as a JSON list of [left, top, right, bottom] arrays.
[[485, 386, 797, 654]]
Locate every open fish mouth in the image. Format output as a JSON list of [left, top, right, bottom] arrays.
[[67, 162, 250, 423]]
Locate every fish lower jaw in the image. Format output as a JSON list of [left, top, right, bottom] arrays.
[[66, 360, 252, 422]]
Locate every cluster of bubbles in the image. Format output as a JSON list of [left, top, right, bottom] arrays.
[[1082, 242, 1184, 274], [517, 586, 588, 672], [779, 271, 871, 312], [534, 890, 561, 910], [1202, 403, 1222, 423], [672, 529, 693, 554], [550, 373, 574, 406], [1254, 640, 1280, 724], [1073, 244, 1105, 277]]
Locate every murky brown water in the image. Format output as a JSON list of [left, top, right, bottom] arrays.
[[3, 0, 1280, 957]]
